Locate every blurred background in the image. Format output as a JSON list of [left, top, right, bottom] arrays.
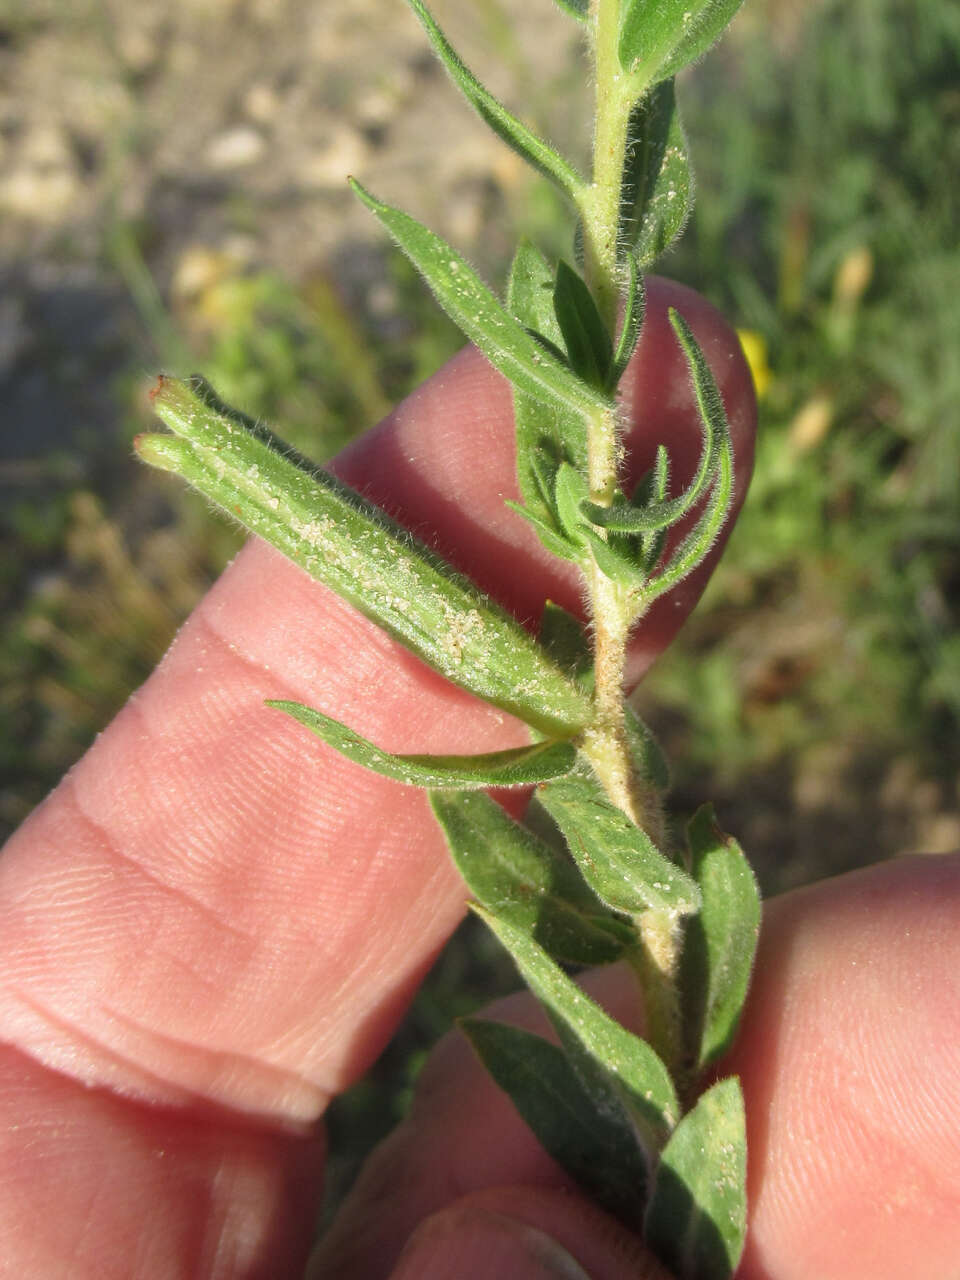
[[2, 0, 958, 1217]]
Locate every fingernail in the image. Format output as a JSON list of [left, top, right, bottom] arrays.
[[388, 1205, 593, 1280]]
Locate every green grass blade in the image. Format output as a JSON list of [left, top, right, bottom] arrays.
[[407, 0, 585, 202], [268, 701, 577, 788], [351, 182, 611, 419], [138, 377, 592, 736], [431, 790, 627, 966]]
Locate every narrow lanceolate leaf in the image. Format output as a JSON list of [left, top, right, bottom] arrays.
[[680, 805, 760, 1071], [268, 701, 577, 789], [644, 1077, 748, 1280], [461, 1019, 649, 1225], [639, 445, 671, 573], [618, 0, 746, 86], [539, 762, 701, 916], [618, 79, 693, 269], [351, 182, 611, 419], [539, 600, 592, 685], [506, 501, 581, 562], [407, 0, 585, 202], [580, 523, 647, 588], [625, 704, 670, 792], [611, 256, 645, 387], [507, 241, 588, 528], [138, 377, 592, 737], [552, 461, 591, 547], [475, 905, 679, 1154], [431, 790, 626, 967], [642, 308, 735, 602], [553, 260, 614, 390]]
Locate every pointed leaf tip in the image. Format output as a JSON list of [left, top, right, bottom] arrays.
[[350, 180, 610, 419], [681, 805, 760, 1071], [406, 0, 585, 201], [269, 701, 578, 788]]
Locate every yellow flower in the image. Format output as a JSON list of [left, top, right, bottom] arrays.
[[736, 329, 772, 400]]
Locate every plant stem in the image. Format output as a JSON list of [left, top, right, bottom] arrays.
[[580, 2, 685, 1079], [583, 0, 634, 332], [578, 1, 642, 822], [632, 907, 684, 1080]]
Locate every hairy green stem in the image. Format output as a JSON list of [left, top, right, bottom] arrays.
[[632, 908, 684, 1081], [578, 3, 643, 821], [583, 0, 634, 331], [580, 0, 685, 1080]]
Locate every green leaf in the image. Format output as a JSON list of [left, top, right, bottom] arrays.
[[351, 182, 611, 419], [552, 0, 588, 22], [539, 601, 592, 684], [552, 260, 614, 390], [625, 704, 670, 792], [505, 500, 582, 562], [474, 904, 679, 1154], [507, 242, 589, 528], [581, 429, 715, 535], [268, 701, 577, 789], [619, 79, 693, 269], [680, 805, 760, 1071], [407, 0, 585, 202], [552, 461, 591, 545], [639, 445, 670, 573], [509, 239, 566, 350], [579, 524, 645, 587], [644, 1077, 748, 1280], [431, 790, 627, 966], [583, 320, 722, 540], [611, 256, 645, 386], [642, 308, 735, 603], [461, 1019, 649, 1224], [618, 0, 745, 85], [539, 762, 700, 916], [139, 377, 593, 738]]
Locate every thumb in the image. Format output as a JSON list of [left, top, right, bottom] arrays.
[[388, 1188, 672, 1280]]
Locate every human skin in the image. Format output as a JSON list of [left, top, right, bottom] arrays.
[[0, 279, 957, 1279]]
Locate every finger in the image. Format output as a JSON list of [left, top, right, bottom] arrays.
[[728, 851, 960, 1280], [309, 966, 656, 1279], [312, 854, 960, 1280], [0, 1042, 324, 1279], [384, 1188, 672, 1280]]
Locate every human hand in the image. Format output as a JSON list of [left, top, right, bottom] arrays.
[[0, 279, 956, 1279]]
